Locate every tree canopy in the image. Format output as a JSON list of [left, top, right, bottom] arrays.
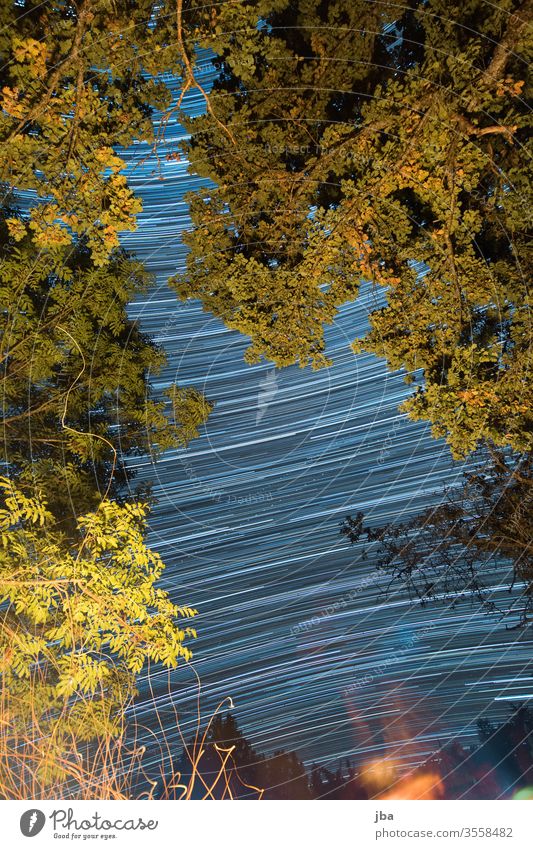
[[0, 1, 218, 514], [172, 0, 532, 458], [341, 450, 533, 626], [0, 0, 531, 794], [0, 479, 197, 783], [0, 0, 215, 779]]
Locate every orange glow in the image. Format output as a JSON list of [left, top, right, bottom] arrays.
[[379, 772, 444, 801], [359, 759, 399, 795], [358, 756, 444, 800]]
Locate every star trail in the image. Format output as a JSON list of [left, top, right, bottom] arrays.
[[120, 68, 532, 773]]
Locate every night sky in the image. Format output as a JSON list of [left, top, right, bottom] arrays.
[[119, 67, 533, 773]]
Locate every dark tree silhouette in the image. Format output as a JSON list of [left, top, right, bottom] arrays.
[[169, 705, 533, 799], [341, 451, 533, 628], [423, 705, 533, 799], [174, 713, 311, 799], [310, 760, 368, 800]]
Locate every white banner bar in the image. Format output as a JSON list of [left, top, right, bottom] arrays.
[[1, 799, 532, 848]]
